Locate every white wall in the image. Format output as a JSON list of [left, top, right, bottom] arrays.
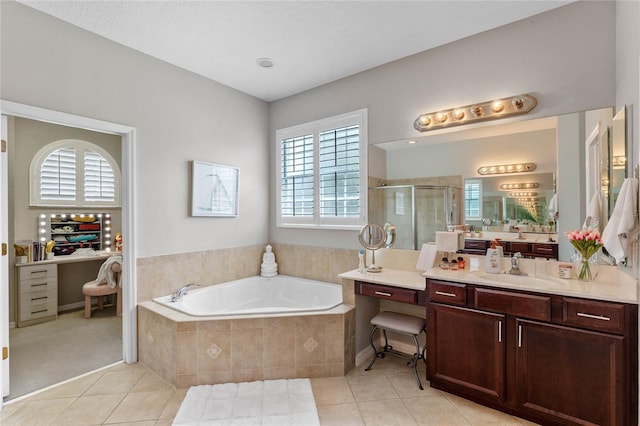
[[0, 1, 270, 258], [269, 1, 617, 250]]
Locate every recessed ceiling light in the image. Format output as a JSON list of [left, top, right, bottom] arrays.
[[408, 140, 417, 144], [256, 58, 274, 68]]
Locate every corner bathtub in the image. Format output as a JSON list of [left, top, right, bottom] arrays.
[[153, 275, 343, 316]]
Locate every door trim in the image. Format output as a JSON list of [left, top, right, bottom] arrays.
[[0, 100, 137, 365]]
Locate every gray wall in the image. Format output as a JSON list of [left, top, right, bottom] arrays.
[[269, 1, 620, 250], [1, 1, 270, 258]]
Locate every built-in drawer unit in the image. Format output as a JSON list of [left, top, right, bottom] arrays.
[[562, 297, 626, 334], [17, 263, 58, 327], [427, 280, 467, 306], [475, 288, 551, 321], [355, 281, 425, 306]]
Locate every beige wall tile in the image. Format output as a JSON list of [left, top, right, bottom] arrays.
[[231, 328, 264, 370], [176, 332, 197, 375], [263, 327, 295, 368], [197, 329, 231, 373], [295, 324, 327, 366], [230, 368, 264, 383], [263, 367, 297, 380]]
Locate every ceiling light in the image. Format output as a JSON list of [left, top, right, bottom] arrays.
[[256, 58, 274, 68], [413, 94, 537, 132], [508, 192, 538, 197], [477, 162, 536, 176], [408, 140, 417, 144]]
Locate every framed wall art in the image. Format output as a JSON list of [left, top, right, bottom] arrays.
[[191, 160, 239, 217]]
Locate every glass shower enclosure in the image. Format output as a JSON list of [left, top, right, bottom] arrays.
[[369, 185, 462, 250]]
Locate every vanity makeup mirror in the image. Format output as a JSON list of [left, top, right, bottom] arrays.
[[369, 107, 623, 261]]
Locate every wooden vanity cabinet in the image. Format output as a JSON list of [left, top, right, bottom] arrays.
[[426, 279, 638, 426]]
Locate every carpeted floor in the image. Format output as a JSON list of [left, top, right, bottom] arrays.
[[8, 306, 122, 400], [173, 378, 320, 425]]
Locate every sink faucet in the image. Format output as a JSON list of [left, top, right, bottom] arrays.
[[507, 252, 527, 276], [170, 283, 200, 302]]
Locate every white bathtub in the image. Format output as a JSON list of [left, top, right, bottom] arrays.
[[153, 275, 343, 316]]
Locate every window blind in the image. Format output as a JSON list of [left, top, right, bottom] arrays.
[[281, 134, 314, 217], [40, 148, 76, 200], [84, 150, 116, 202], [319, 125, 360, 218]]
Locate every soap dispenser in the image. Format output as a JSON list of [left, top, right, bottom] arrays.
[[485, 240, 502, 274]]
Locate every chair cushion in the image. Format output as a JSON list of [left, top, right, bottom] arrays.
[[82, 280, 118, 297], [371, 311, 426, 335]]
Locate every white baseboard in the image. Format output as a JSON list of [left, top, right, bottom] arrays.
[[58, 301, 86, 312], [355, 337, 421, 367]]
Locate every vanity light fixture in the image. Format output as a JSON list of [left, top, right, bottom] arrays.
[[500, 182, 539, 190], [612, 156, 627, 168], [413, 93, 537, 132], [477, 162, 536, 176], [508, 192, 538, 198]]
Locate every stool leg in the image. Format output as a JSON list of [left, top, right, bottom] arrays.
[[412, 334, 424, 390], [84, 295, 91, 319], [97, 295, 104, 311], [365, 326, 379, 371]]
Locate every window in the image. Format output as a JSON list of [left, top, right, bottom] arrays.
[[30, 139, 121, 207], [276, 109, 367, 229], [464, 179, 482, 220]]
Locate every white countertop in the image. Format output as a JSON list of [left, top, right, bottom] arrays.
[[339, 261, 639, 304], [15, 250, 114, 267], [338, 268, 426, 291]]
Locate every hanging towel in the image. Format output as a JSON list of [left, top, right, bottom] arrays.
[[96, 255, 123, 288], [435, 231, 463, 253], [583, 191, 602, 231], [547, 193, 559, 220], [602, 178, 639, 263]]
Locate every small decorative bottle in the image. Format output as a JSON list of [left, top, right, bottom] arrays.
[[457, 256, 465, 269], [450, 259, 458, 270], [439, 257, 450, 269], [358, 249, 366, 273]]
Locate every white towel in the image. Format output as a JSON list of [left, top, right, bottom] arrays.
[[96, 255, 123, 288], [583, 191, 602, 231], [416, 243, 438, 271], [435, 231, 463, 253], [548, 193, 559, 220], [602, 178, 639, 263]]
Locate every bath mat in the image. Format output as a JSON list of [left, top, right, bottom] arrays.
[[172, 378, 320, 425]]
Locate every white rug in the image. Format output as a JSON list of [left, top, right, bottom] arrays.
[[173, 378, 320, 426]]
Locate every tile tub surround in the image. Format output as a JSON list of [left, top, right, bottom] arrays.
[[138, 301, 356, 388]]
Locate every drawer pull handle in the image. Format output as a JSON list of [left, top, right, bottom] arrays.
[[374, 291, 392, 297], [435, 291, 456, 298], [29, 270, 48, 275], [31, 283, 47, 288], [577, 312, 611, 321], [498, 321, 502, 343], [31, 309, 48, 315], [31, 296, 48, 301]]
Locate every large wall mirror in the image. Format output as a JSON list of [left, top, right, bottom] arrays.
[[368, 107, 625, 261]]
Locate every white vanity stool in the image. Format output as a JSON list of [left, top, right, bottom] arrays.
[[365, 311, 427, 389]]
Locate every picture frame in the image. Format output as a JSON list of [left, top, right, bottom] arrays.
[[191, 160, 239, 217]]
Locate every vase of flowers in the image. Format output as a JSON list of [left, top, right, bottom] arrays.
[[565, 229, 603, 281]]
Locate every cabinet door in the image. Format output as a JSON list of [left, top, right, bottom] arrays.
[[427, 303, 505, 402], [516, 319, 625, 425]]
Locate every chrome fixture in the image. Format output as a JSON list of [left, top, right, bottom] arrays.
[[413, 94, 537, 132], [477, 163, 536, 176], [506, 252, 527, 276], [170, 283, 200, 302]]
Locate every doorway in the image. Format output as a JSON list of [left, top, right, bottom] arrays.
[[0, 101, 136, 403]]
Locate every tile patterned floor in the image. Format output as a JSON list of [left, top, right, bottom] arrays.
[[1, 357, 537, 425]]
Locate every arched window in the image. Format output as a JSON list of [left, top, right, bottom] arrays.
[[30, 139, 121, 207]]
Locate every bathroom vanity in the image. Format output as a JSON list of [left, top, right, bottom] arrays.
[[342, 261, 638, 426], [425, 266, 637, 426]]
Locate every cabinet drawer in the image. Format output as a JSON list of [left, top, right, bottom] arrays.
[[509, 242, 530, 254], [20, 288, 57, 309], [19, 276, 57, 295], [562, 298, 626, 333], [428, 280, 467, 306], [475, 288, 551, 321], [464, 240, 488, 250], [20, 302, 57, 322], [19, 264, 57, 280], [531, 243, 558, 258], [358, 282, 418, 304]]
